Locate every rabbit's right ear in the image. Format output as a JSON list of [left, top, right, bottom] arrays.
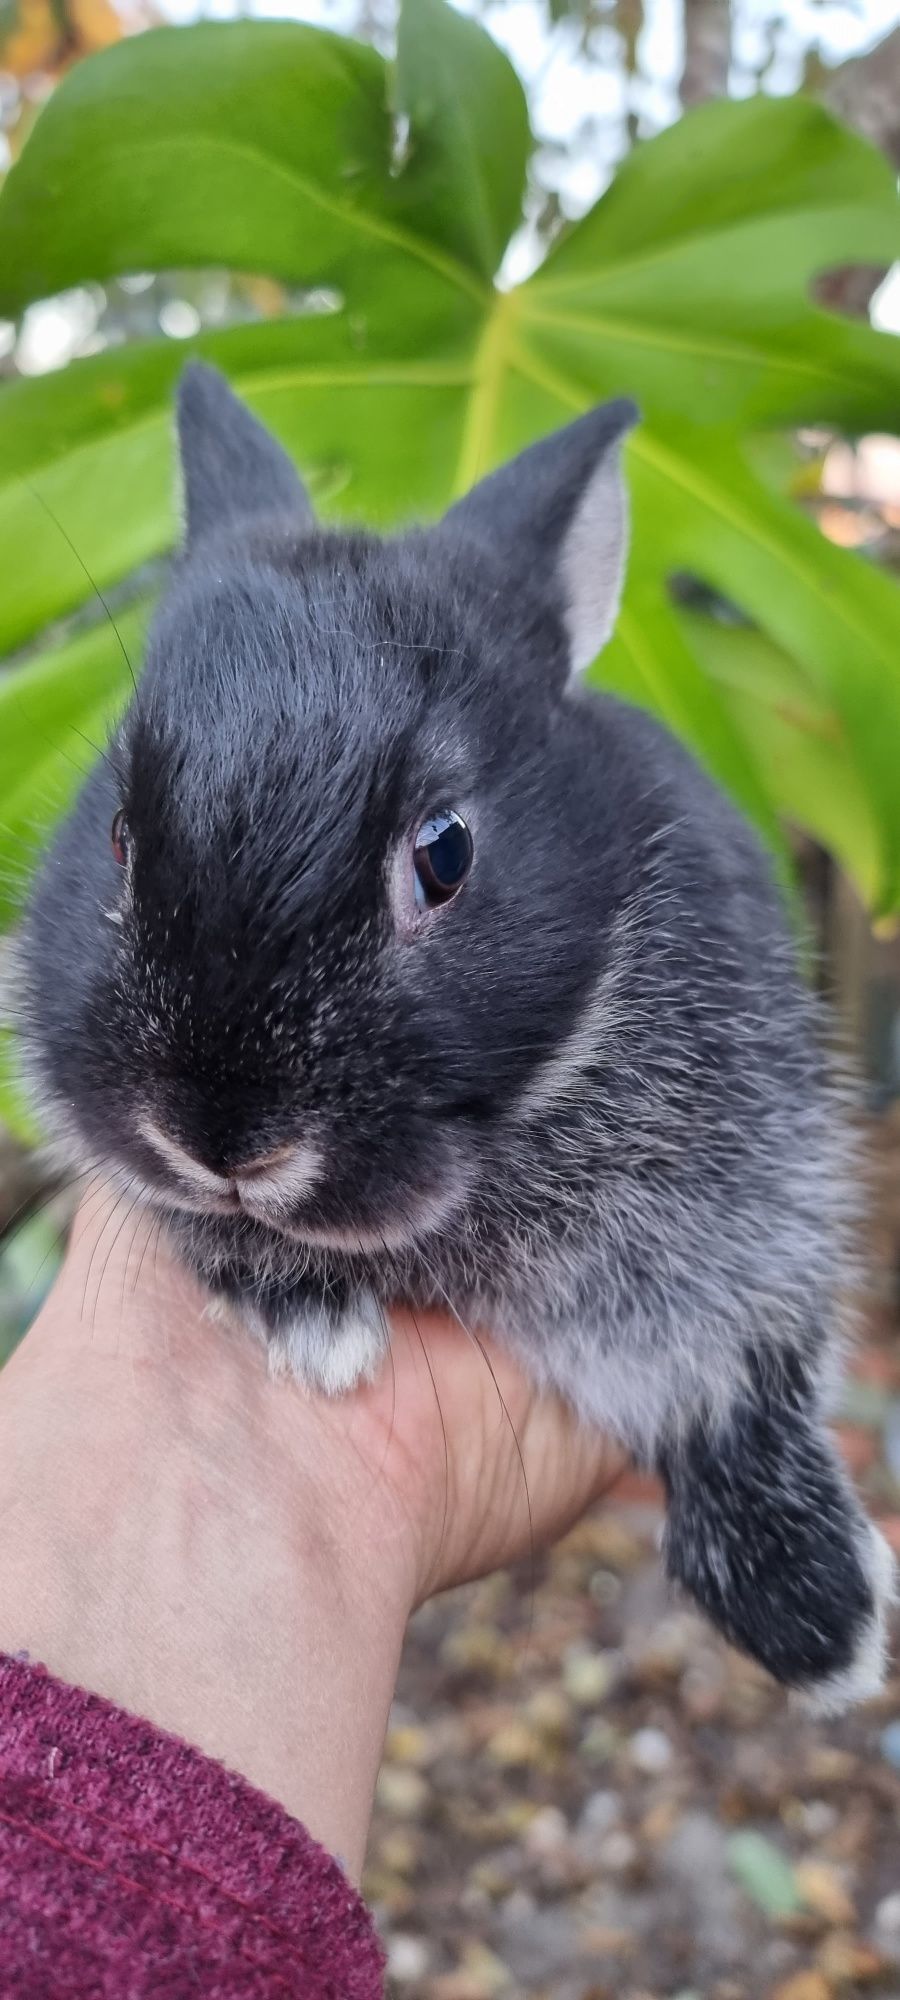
[[176, 361, 313, 549], [441, 399, 638, 676]]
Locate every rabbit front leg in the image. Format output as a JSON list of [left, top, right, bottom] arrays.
[[206, 1270, 388, 1393], [659, 1358, 895, 1711], [170, 1213, 389, 1394], [261, 1288, 389, 1394]]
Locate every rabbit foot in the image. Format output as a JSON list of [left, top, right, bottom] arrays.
[[660, 1372, 895, 1710], [224, 1287, 389, 1395]]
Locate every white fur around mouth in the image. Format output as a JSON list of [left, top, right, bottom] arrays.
[[275, 1197, 454, 1255], [136, 1115, 322, 1220]]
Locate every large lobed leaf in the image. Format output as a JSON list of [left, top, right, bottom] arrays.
[[679, 610, 882, 909], [0, 3, 898, 917], [0, 607, 142, 927]]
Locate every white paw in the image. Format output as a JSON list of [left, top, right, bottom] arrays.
[[269, 1291, 389, 1396], [796, 1521, 897, 1717]]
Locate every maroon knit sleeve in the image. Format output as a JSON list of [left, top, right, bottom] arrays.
[[0, 1652, 384, 1999]]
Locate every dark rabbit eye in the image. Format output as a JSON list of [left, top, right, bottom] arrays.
[[111, 809, 130, 867], [414, 811, 473, 908]]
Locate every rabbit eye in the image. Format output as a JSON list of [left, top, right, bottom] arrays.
[[111, 809, 130, 867], [413, 811, 473, 908]]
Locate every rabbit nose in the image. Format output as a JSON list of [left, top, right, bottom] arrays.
[[137, 1113, 232, 1188], [138, 1116, 322, 1213]]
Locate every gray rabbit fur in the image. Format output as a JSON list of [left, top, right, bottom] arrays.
[[20, 362, 894, 1709]]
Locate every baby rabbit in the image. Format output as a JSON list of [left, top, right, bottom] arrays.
[[20, 362, 893, 1709]]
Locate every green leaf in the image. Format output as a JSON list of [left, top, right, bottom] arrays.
[[394, 0, 531, 282], [596, 574, 784, 864], [681, 609, 882, 908], [522, 95, 900, 433], [727, 1832, 801, 1920], [628, 427, 900, 913], [0, 607, 139, 924], [2, 38, 896, 436], [0, 1033, 40, 1148], [0, 21, 486, 330]]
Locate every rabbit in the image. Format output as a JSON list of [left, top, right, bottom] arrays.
[[18, 360, 894, 1712]]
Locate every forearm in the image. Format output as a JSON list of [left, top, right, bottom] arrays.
[[0, 1208, 412, 1879]]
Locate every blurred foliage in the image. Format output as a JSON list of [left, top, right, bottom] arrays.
[[0, 1204, 59, 1360], [0, 0, 121, 80]]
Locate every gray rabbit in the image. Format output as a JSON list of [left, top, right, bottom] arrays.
[[19, 363, 894, 1709]]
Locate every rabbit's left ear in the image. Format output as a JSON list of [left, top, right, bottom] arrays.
[[176, 360, 313, 549], [441, 399, 638, 674]]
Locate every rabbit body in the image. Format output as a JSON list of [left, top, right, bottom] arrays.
[[20, 365, 893, 1708]]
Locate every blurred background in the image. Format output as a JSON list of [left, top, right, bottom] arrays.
[[2, 4, 900, 1995]]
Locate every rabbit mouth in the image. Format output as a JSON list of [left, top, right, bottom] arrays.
[[125, 1128, 326, 1232], [126, 1112, 472, 1257], [143, 1182, 467, 1258]]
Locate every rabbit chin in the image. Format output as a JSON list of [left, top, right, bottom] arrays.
[[120, 1157, 473, 1257], [274, 1170, 473, 1255]]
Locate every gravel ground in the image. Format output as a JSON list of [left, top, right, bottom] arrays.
[[368, 1113, 900, 2000]]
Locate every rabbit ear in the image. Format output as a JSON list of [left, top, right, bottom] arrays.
[[442, 399, 638, 674], [176, 361, 313, 548]]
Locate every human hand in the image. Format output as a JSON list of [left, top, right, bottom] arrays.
[[0, 1192, 623, 1875]]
